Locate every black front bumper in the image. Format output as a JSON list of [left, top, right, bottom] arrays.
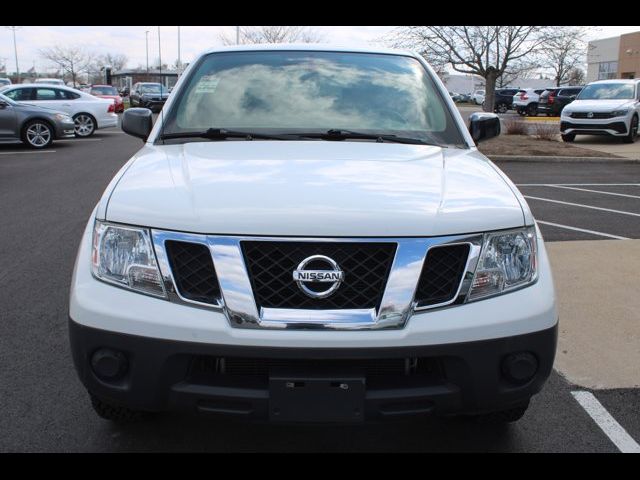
[[69, 319, 557, 422]]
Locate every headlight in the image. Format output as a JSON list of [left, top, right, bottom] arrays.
[[611, 109, 630, 117], [55, 113, 72, 122], [468, 226, 537, 300], [91, 221, 166, 298]]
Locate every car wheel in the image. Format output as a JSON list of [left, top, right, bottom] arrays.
[[472, 401, 530, 424], [497, 103, 508, 114], [623, 115, 638, 144], [74, 113, 96, 137], [561, 133, 576, 142], [89, 393, 150, 423], [22, 120, 54, 149], [527, 104, 538, 117]]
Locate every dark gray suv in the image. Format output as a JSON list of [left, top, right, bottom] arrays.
[[0, 93, 75, 148]]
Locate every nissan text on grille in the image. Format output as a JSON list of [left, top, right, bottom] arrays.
[[69, 45, 557, 424]]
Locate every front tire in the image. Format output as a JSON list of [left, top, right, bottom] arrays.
[[562, 133, 576, 142], [74, 113, 96, 137], [527, 103, 538, 117], [21, 119, 54, 149], [89, 393, 149, 423], [623, 115, 638, 144], [467, 400, 530, 424], [496, 103, 508, 114]]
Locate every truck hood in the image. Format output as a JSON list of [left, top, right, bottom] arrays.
[[105, 141, 525, 237]]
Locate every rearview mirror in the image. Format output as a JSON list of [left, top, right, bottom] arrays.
[[122, 107, 153, 141], [468, 112, 501, 144]]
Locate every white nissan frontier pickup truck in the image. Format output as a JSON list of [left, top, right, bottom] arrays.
[[69, 45, 557, 424]]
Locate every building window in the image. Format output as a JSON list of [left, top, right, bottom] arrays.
[[598, 61, 618, 80]]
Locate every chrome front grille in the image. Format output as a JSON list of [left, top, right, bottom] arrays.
[[151, 232, 483, 330]]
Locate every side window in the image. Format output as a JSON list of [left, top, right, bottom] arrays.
[[35, 88, 57, 100], [60, 90, 80, 100], [4, 88, 33, 101]]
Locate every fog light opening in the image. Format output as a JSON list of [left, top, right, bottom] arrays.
[[91, 348, 128, 381], [501, 352, 538, 385]]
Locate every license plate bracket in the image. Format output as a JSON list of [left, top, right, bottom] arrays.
[[269, 370, 365, 423]]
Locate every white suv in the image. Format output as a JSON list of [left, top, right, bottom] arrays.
[[561, 79, 640, 143], [69, 45, 557, 425], [513, 88, 547, 117]]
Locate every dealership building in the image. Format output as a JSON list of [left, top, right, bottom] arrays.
[[587, 31, 640, 82]]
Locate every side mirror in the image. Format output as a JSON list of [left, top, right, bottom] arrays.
[[468, 112, 501, 144], [0, 100, 7, 109], [122, 107, 153, 141]]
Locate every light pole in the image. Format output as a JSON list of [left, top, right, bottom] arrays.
[[6, 26, 20, 83], [145, 30, 149, 75], [236, 26, 240, 45], [177, 26, 181, 71]]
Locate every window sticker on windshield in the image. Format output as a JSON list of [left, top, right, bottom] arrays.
[[194, 75, 219, 94]]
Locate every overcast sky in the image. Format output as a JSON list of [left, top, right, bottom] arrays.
[[2, 25, 639, 74]]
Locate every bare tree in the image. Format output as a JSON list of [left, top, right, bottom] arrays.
[[220, 26, 325, 45], [388, 26, 556, 112], [539, 27, 589, 87], [39, 46, 92, 87], [95, 53, 128, 71], [566, 67, 586, 86]]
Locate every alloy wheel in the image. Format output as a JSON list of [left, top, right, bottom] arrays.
[[25, 122, 52, 147], [74, 114, 95, 137]]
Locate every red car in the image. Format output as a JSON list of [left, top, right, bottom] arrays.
[[89, 85, 124, 113]]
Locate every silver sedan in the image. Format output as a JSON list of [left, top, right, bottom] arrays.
[[0, 93, 75, 148]]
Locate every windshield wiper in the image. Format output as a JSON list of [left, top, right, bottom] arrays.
[[159, 128, 294, 141], [296, 129, 434, 145]]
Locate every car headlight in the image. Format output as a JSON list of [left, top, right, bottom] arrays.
[[55, 113, 73, 122], [611, 109, 630, 117], [468, 226, 537, 300], [91, 220, 166, 298]]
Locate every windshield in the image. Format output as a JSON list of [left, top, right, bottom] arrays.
[[161, 51, 465, 146], [91, 86, 118, 95], [578, 83, 636, 100], [0, 93, 16, 105], [141, 84, 167, 94]]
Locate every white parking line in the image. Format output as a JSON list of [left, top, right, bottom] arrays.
[[547, 185, 640, 200], [524, 195, 640, 218], [536, 220, 630, 240], [572, 391, 640, 453], [0, 150, 56, 155], [517, 183, 640, 187]]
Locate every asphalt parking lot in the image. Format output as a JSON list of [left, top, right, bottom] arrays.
[[1, 127, 639, 452]]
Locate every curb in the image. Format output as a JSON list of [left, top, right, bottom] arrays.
[[488, 155, 640, 163]]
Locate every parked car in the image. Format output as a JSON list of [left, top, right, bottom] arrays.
[[34, 78, 65, 86], [119, 86, 130, 97], [129, 82, 170, 112], [0, 83, 117, 137], [560, 79, 640, 143], [0, 78, 12, 87], [0, 93, 75, 148], [473, 89, 485, 105], [448, 91, 463, 103], [459, 93, 472, 103], [70, 45, 557, 426], [489, 88, 520, 113], [537, 86, 583, 117], [90, 85, 125, 113], [513, 88, 547, 116]]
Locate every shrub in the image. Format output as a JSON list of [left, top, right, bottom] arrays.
[[532, 122, 559, 141], [503, 117, 527, 135]]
